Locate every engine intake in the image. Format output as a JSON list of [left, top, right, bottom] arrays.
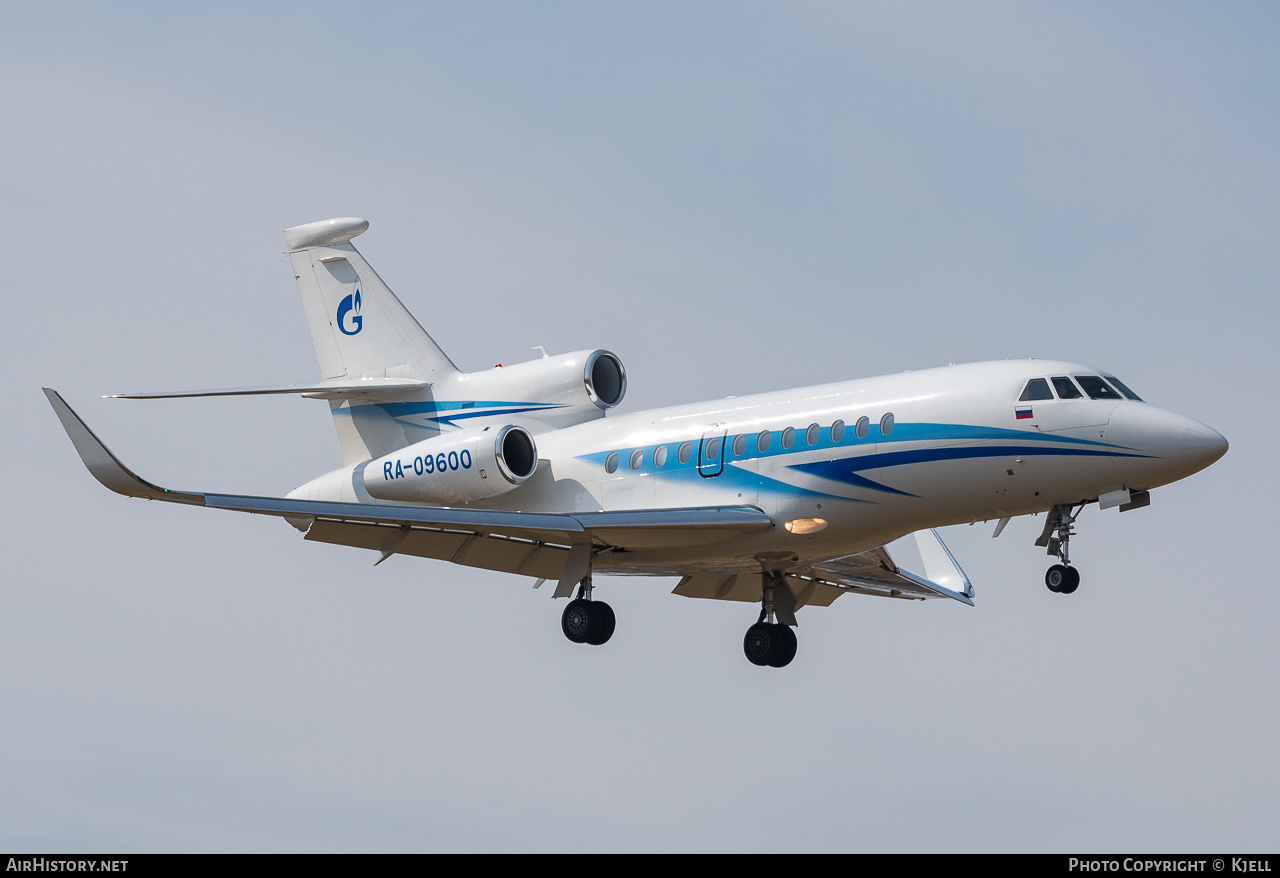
[[585, 350, 626, 408]]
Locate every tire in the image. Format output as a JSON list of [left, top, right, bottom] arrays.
[[768, 624, 797, 668], [1059, 566, 1080, 594], [1045, 564, 1068, 593], [586, 601, 616, 645], [561, 599, 599, 643]]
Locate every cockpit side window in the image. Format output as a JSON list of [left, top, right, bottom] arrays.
[[1019, 378, 1053, 401], [1075, 375, 1123, 400], [1104, 375, 1143, 401], [1052, 377, 1083, 399]]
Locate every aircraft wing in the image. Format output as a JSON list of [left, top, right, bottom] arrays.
[[673, 529, 975, 609], [45, 389, 772, 591]]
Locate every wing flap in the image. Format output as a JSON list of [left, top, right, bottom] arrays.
[[303, 519, 572, 579], [672, 573, 846, 608], [671, 528, 976, 609]]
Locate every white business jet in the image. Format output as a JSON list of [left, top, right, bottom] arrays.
[[45, 218, 1228, 667]]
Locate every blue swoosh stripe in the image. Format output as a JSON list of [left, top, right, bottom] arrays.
[[872, 445, 1150, 471], [881, 422, 1131, 450], [789, 444, 1152, 493]]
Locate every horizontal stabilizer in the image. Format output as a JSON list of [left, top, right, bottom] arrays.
[[106, 377, 430, 400]]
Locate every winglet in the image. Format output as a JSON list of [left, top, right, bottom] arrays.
[[43, 388, 204, 505]]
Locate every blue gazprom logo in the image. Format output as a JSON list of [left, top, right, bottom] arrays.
[[337, 288, 363, 336]]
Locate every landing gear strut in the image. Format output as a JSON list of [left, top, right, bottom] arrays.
[[1037, 504, 1083, 594], [743, 573, 798, 667], [561, 572, 615, 646]]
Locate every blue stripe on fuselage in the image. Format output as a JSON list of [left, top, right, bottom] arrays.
[[878, 422, 1132, 450], [576, 421, 1151, 502]]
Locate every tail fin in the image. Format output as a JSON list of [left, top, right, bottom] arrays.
[[284, 218, 457, 383], [284, 218, 458, 466]]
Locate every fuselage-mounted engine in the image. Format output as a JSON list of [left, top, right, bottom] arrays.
[[363, 424, 538, 504], [436, 349, 627, 431]]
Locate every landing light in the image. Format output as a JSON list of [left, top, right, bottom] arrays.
[[785, 518, 828, 534]]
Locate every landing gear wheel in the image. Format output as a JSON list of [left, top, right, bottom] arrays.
[[767, 624, 797, 668], [586, 601, 615, 645], [1059, 566, 1080, 594], [743, 622, 777, 666], [1045, 564, 1069, 593], [744, 622, 796, 667], [561, 599, 599, 644]]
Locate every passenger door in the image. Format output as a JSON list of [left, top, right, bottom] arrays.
[[698, 427, 726, 478]]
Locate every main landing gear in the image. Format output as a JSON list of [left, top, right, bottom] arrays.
[[560, 573, 615, 646], [743, 572, 798, 668], [1037, 503, 1083, 595]]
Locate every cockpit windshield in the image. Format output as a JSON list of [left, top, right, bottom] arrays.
[[1018, 374, 1144, 403], [1103, 375, 1143, 401], [1052, 377, 1082, 399], [1075, 375, 1123, 400]]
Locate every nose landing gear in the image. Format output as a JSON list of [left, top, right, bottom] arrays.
[[1037, 503, 1083, 594]]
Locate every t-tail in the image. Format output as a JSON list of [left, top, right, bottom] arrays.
[[105, 218, 628, 468], [284, 217, 459, 465]]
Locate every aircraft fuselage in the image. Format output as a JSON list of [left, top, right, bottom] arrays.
[[315, 358, 1226, 576]]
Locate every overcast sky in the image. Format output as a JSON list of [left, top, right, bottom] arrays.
[[2, 1, 1277, 852]]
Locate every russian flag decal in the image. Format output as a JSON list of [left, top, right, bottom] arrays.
[[1015, 407, 1033, 420]]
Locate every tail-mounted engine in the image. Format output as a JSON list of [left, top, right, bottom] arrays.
[[438, 349, 626, 430], [363, 424, 538, 504]]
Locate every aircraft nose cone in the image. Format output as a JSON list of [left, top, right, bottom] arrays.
[[1108, 403, 1228, 488], [1181, 423, 1229, 462]]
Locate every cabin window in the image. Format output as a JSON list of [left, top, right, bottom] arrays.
[[855, 416, 870, 439], [1020, 378, 1053, 401], [880, 412, 895, 435], [629, 449, 644, 470], [756, 430, 771, 453], [1105, 375, 1143, 401], [653, 445, 668, 467], [781, 427, 795, 449], [605, 452, 619, 474], [732, 434, 747, 456], [1076, 376, 1123, 400], [677, 442, 692, 464], [831, 420, 845, 442], [1052, 377, 1082, 399], [806, 423, 820, 446]]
